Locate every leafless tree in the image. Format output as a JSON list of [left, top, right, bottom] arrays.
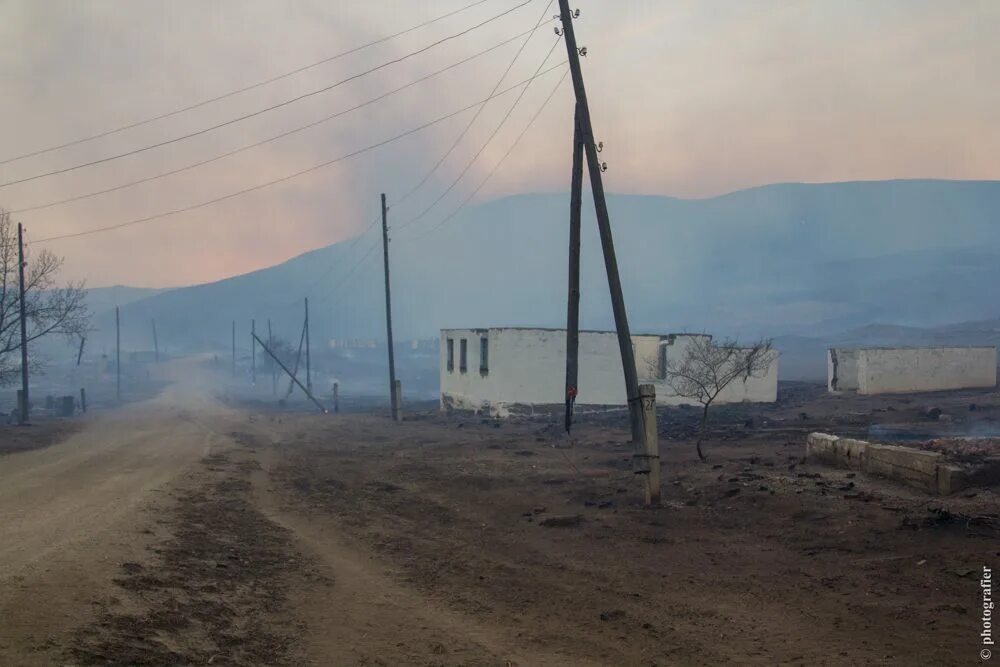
[[0, 209, 89, 385], [664, 336, 774, 461]]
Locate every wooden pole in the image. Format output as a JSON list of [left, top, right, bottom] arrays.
[[558, 1, 644, 451], [268, 319, 276, 395], [564, 102, 584, 433], [381, 193, 399, 422], [393, 379, 403, 422], [285, 316, 306, 398], [76, 335, 86, 366], [17, 222, 29, 424], [116, 306, 121, 402], [151, 319, 159, 362], [231, 320, 236, 377], [639, 384, 661, 506], [252, 332, 327, 413], [251, 319, 256, 385], [305, 297, 312, 392], [333, 382, 339, 414], [80, 387, 87, 414]]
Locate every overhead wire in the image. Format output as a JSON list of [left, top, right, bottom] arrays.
[[33, 62, 567, 243], [395, 35, 562, 234], [0, 0, 499, 167], [0, 0, 537, 190], [11, 25, 548, 215], [425, 68, 569, 236], [388, 0, 555, 210]]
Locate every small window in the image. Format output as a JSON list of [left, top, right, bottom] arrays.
[[460, 339, 468, 373], [479, 337, 489, 375], [446, 338, 454, 372]]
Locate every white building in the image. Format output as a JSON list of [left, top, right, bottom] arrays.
[[440, 327, 778, 415], [827, 346, 998, 395]]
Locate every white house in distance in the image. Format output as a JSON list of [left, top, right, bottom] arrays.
[[440, 327, 778, 415], [828, 346, 998, 395]]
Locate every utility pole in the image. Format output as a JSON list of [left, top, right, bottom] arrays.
[[231, 320, 236, 377], [77, 335, 86, 366], [17, 223, 29, 424], [151, 319, 159, 362], [251, 319, 256, 385], [564, 103, 584, 433], [268, 319, 276, 395], [381, 193, 400, 422], [116, 306, 121, 402], [558, 1, 644, 449], [304, 297, 312, 392]]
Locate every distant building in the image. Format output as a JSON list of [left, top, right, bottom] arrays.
[[440, 327, 778, 415], [827, 346, 998, 395]]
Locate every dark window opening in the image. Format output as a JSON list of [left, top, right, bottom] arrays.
[[446, 338, 454, 372], [460, 339, 468, 373], [480, 337, 489, 375]]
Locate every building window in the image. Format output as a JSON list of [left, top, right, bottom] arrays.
[[446, 338, 454, 372], [460, 339, 468, 373], [480, 337, 489, 375]]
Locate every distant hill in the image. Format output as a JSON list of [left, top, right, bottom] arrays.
[[84, 285, 168, 317], [90, 180, 1000, 367]]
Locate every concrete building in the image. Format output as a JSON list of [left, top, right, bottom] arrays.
[[440, 327, 778, 415], [827, 346, 997, 395]]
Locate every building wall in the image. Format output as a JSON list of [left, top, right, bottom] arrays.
[[827, 348, 860, 392], [440, 328, 778, 413], [855, 347, 997, 395]]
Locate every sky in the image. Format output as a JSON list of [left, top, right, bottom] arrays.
[[0, 0, 997, 288]]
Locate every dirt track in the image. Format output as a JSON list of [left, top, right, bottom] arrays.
[[0, 370, 997, 665]]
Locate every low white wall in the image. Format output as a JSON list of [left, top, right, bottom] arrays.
[[440, 328, 778, 413], [827, 348, 860, 392], [855, 347, 997, 395]]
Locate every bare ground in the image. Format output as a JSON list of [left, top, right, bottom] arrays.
[[1, 374, 997, 665]]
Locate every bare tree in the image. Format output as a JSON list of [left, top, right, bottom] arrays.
[[0, 210, 89, 385], [664, 336, 774, 461]]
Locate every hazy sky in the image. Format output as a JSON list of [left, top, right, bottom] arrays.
[[1, 0, 997, 288]]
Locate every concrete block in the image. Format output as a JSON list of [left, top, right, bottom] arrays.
[[865, 443, 942, 493], [806, 433, 868, 470], [836, 438, 869, 470], [936, 464, 971, 495], [806, 433, 841, 466]]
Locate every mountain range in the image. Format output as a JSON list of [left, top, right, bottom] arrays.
[[77, 179, 1000, 380]]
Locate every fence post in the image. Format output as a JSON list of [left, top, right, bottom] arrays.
[[639, 384, 661, 506], [333, 382, 339, 414], [80, 387, 87, 414]]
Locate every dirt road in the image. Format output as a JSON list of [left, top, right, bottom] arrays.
[[0, 373, 996, 665]]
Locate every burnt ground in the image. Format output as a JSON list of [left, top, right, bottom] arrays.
[[27, 381, 1000, 665], [0, 419, 81, 456]]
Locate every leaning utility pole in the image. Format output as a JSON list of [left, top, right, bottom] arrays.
[[116, 306, 121, 402], [17, 223, 29, 424], [564, 103, 584, 433], [381, 193, 400, 422], [151, 319, 159, 362], [558, 1, 643, 447], [304, 297, 312, 392], [251, 319, 256, 385]]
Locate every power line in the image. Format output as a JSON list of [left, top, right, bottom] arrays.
[[426, 68, 569, 236], [389, 0, 555, 210], [0, 0, 537, 190], [11, 26, 547, 215], [396, 36, 562, 233], [0, 0, 498, 167], [33, 62, 567, 243]]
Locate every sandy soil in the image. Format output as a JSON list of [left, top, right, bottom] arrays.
[[0, 369, 997, 665]]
